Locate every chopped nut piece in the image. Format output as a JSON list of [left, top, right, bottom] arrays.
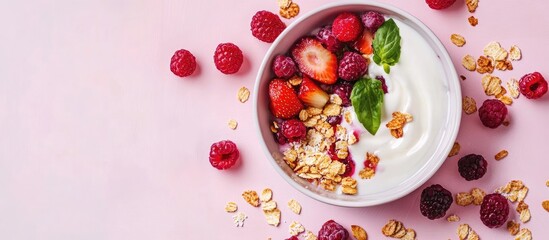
[[261, 200, 277, 211], [462, 55, 476, 71], [351, 225, 368, 240], [546, 180, 549, 187], [447, 214, 460, 222], [468, 16, 478, 26], [448, 142, 461, 157], [228, 119, 238, 130], [509, 45, 522, 61], [289, 221, 305, 236], [279, 2, 300, 19], [507, 220, 520, 235], [495, 150, 508, 161], [542, 200, 549, 212], [288, 75, 302, 86], [515, 228, 532, 240], [451, 34, 466, 47], [471, 188, 486, 205], [232, 212, 247, 227], [264, 208, 281, 226], [260, 188, 273, 202], [242, 190, 260, 207], [507, 78, 520, 99], [462, 96, 477, 115], [237, 87, 250, 103], [287, 199, 302, 214], [456, 192, 474, 206], [466, 0, 478, 12], [225, 202, 238, 212]]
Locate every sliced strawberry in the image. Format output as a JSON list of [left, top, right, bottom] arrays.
[[298, 77, 329, 108], [353, 29, 374, 55], [269, 79, 303, 119], [291, 37, 338, 84]]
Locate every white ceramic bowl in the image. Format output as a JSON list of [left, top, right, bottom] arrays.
[[253, 0, 461, 207]]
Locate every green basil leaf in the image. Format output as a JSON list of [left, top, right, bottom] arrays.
[[373, 18, 401, 74], [351, 77, 384, 135]]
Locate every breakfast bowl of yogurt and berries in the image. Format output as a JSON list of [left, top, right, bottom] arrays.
[[253, 0, 461, 207]]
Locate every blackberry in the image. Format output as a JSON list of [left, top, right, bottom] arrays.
[[420, 184, 453, 220], [458, 154, 487, 181]]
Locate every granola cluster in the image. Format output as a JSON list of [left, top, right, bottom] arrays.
[[276, 94, 360, 194], [277, 0, 300, 19]]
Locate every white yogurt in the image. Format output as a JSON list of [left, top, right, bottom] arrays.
[[346, 18, 448, 195]]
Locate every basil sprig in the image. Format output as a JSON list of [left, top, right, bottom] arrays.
[[351, 77, 384, 135], [372, 18, 401, 74]]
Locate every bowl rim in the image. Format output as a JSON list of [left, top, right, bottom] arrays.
[[253, 0, 461, 207]]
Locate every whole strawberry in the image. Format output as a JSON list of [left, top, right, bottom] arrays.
[[214, 43, 243, 74], [425, 0, 456, 9], [251, 10, 286, 43]]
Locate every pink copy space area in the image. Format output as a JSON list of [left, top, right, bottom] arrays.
[[0, 0, 549, 239]]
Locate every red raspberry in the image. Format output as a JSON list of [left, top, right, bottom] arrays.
[[318, 220, 349, 240], [360, 11, 385, 32], [285, 237, 298, 240], [425, 0, 456, 9], [213, 43, 243, 74], [333, 81, 354, 107], [420, 184, 453, 220], [458, 154, 487, 181], [480, 193, 509, 228], [338, 52, 368, 81], [170, 49, 196, 77], [519, 72, 548, 99], [250, 10, 286, 43], [281, 119, 306, 143], [209, 140, 240, 170], [316, 26, 343, 53], [272, 55, 297, 78], [376, 76, 388, 93], [478, 99, 507, 128], [332, 12, 363, 42]]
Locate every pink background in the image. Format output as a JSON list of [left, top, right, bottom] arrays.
[[1, 0, 549, 239]]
